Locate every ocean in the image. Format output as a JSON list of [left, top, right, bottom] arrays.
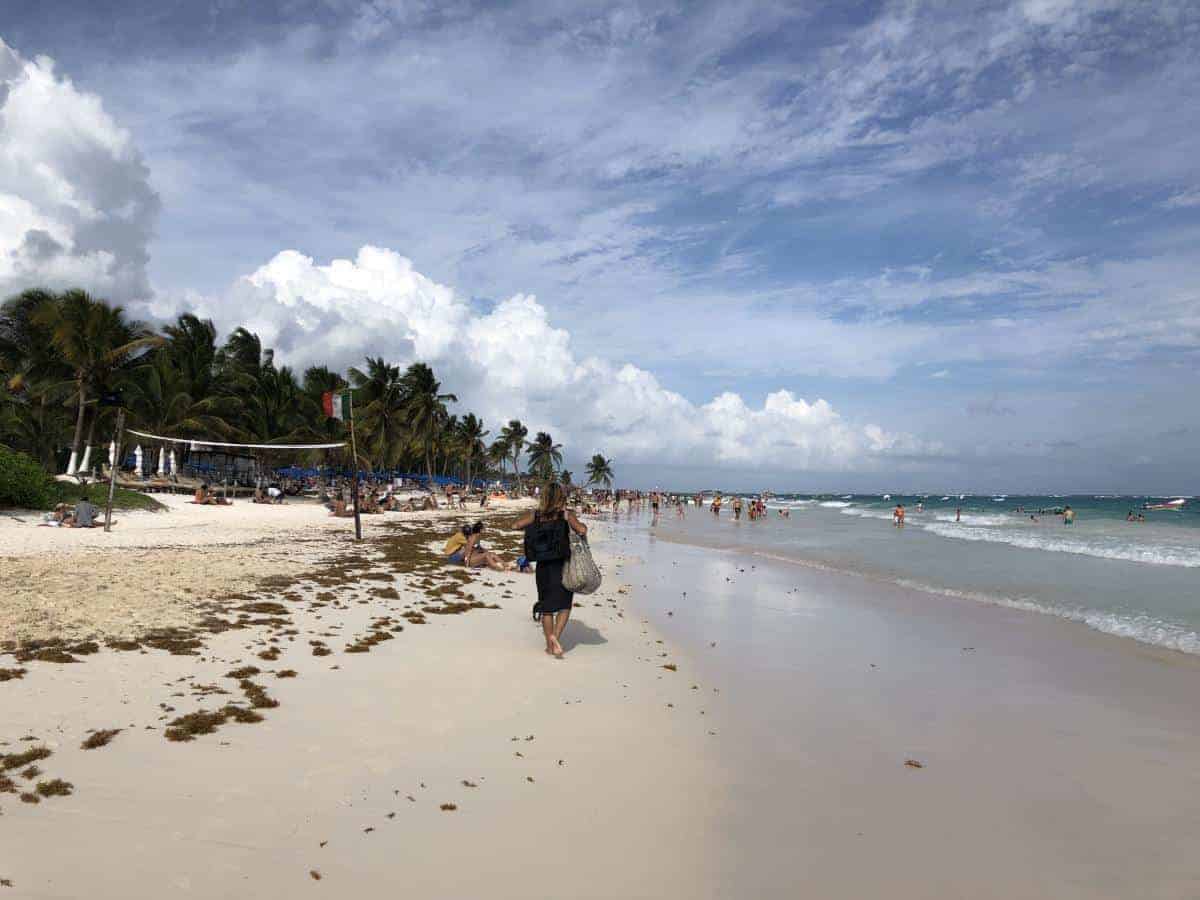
[[637, 493, 1200, 655]]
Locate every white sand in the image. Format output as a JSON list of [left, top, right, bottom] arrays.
[[0, 495, 531, 643], [0, 510, 725, 898]]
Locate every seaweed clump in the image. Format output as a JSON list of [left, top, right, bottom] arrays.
[[81, 729, 122, 750], [225, 666, 262, 679], [0, 668, 27, 682], [1, 746, 52, 772], [35, 778, 73, 798]]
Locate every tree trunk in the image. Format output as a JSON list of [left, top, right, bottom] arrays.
[[67, 383, 87, 473], [80, 407, 100, 475]]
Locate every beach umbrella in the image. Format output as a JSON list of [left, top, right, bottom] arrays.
[[168, 449, 177, 476], [157, 446, 166, 476], [134, 445, 143, 476]]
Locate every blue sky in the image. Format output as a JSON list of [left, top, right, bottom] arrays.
[[2, 0, 1199, 491]]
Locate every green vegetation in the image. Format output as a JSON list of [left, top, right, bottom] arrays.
[[45, 481, 166, 513], [0, 446, 51, 509], [2, 287, 611, 490]]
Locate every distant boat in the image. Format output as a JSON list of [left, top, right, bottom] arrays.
[[992, 495, 1007, 502], [940, 496, 951, 501], [1143, 498, 1186, 510], [882, 494, 891, 500]]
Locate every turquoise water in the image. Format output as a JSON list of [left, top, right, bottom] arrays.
[[642, 494, 1200, 654]]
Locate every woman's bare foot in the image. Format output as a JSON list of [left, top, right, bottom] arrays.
[[550, 636, 565, 658]]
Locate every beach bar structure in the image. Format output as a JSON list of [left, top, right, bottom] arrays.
[[181, 442, 259, 485]]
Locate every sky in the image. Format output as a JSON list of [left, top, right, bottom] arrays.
[[2, 0, 1199, 492]]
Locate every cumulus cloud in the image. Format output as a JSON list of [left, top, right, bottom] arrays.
[[0, 37, 158, 300], [162, 245, 935, 472]]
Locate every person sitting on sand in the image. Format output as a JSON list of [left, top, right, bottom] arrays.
[[328, 498, 355, 518], [252, 487, 271, 504], [443, 522, 515, 572], [70, 492, 98, 527]]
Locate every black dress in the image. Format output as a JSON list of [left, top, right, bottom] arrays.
[[529, 515, 573, 616]]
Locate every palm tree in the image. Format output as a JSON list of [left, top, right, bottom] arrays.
[[526, 431, 562, 481], [499, 419, 528, 492], [213, 328, 321, 484], [401, 362, 457, 481], [33, 289, 161, 473], [347, 357, 405, 469], [487, 436, 510, 483], [456, 413, 489, 489], [585, 453, 614, 489], [560, 469, 573, 487], [124, 349, 240, 449], [1, 289, 73, 468]]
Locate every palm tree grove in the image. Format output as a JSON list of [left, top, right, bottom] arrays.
[[0, 288, 612, 506]]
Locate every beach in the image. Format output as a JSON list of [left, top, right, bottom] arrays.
[[2, 499, 1200, 897]]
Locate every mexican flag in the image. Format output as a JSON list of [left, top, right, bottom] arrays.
[[322, 390, 351, 421]]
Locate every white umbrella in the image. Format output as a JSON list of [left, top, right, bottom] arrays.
[[168, 449, 177, 476], [108, 441, 116, 468], [157, 446, 166, 476], [134, 445, 144, 476]]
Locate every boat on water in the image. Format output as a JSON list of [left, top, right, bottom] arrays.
[[1143, 498, 1187, 511]]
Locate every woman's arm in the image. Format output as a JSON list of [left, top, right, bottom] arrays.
[[566, 510, 588, 536], [510, 512, 534, 530]]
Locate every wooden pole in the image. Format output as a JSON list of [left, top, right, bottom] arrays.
[[104, 408, 125, 533], [349, 393, 362, 541]]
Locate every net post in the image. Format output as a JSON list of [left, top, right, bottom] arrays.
[[349, 393, 362, 541]]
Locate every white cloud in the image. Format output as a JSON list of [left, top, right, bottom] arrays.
[[0, 38, 158, 300], [161, 245, 936, 473], [1162, 189, 1200, 209]]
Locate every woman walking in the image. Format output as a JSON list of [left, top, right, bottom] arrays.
[[512, 482, 587, 658]]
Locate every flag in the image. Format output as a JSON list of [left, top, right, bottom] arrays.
[[322, 390, 351, 421]]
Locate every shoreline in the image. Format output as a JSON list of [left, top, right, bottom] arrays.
[[648, 509, 1200, 657]]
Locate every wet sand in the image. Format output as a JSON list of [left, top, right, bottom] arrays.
[[619, 519, 1200, 899]]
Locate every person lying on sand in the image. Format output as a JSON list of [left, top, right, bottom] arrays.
[[327, 499, 355, 518]]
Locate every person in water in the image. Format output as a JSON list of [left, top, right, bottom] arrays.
[[893, 503, 905, 526], [1063, 505, 1075, 526], [511, 483, 587, 658]]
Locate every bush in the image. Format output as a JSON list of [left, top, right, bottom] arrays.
[[0, 446, 53, 509]]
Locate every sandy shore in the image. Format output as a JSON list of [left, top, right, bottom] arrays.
[[0, 495, 530, 643], [0, 502, 724, 898]]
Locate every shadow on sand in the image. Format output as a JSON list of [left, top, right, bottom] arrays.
[[560, 619, 608, 652]]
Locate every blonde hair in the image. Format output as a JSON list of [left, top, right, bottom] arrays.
[[538, 481, 566, 516]]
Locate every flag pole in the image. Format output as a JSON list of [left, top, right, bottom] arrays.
[[348, 392, 362, 541]]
